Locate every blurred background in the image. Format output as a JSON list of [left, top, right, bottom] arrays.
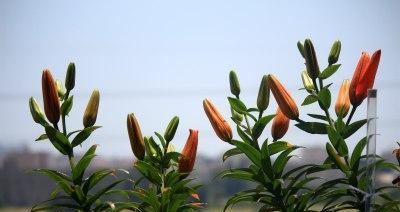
[[0, 0, 399, 211]]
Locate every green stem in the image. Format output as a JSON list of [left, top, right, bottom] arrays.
[[62, 91, 70, 136], [68, 155, 75, 170], [313, 78, 335, 129], [346, 106, 357, 126]]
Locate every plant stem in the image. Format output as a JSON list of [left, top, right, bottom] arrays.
[[313, 78, 335, 129], [346, 106, 357, 126], [62, 91, 70, 136]]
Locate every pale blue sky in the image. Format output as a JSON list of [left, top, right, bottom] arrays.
[[0, 0, 399, 158]]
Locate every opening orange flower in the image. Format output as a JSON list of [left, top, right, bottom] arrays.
[[349, 50, 381, 106], [178, 129, 198, 173]]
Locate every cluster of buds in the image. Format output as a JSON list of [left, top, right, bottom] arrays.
[[126, 113, 199, 174]]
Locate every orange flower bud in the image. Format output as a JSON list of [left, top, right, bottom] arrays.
[[179, 129, 198, 173], [335, 79, 350, 117], [349, 50, 381, 106], [267, 75, 299, 120], [41, 69, 60, 124], [203, 99, 232, 142], [271, 107, 290, 141], [127, 113, 145, 160], [83, 89, 100, 128]]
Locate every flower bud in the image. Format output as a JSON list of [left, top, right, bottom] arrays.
[[303, 39, 320, 80], [257, 75, 270, 112], [179, 129, 198, 174], [267, 75, 299, 120], [203, 99, 232, 142], [271, 107, 290, 141], [164, 116, 179, 142], [144, 137, 157, 157], [301, 71, 314, 93], [29, 97, 47, 126], [335, 79, 350, 117], [229, 70, 241, 97], [42, 69, 60, 125], [83, 90, 100, 128], [297, 41, 305, 58], [328, 40, 341, 65], [65, 62, 76, 91], [127, 113, 145, 160], [167, 143, 176, 153], [231, 107, 243, 123], [349, 50, 381, 106], [55, 80, 66, 98]]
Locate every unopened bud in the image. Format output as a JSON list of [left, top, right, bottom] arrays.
[[83, 90, 100, 128], [29, 97, 47, 126], [164, 116, 179, 142], [42, 70, 60, 125], [127, 113, 145, 160], [303, 39, 320, 80], [178, 129, 198, 174], [301, 71, 314, 93], [229, 70, 241, 97], [65, 63, 76, 91], [55, 80, 66, 98], [328, 40, 341, 65], [297, 41, 305, 58], [231, 107, 243, 123], [257, 75, 270, 112]]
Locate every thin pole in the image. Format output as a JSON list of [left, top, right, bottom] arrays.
[[365, 89, 377, 212]]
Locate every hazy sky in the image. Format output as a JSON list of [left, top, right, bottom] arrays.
[[1, 0, 399, 158]]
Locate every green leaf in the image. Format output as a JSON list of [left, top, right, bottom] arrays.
[[350, 137, 367, 171], [218, 168, 257, 182], [85, 179, 125, 208], [32, 169, 72, 195], [327, 126, 348, 157], [154, 132, 166, 148], [35, 134, 48, 141], [318, 88, 331, 110], [301, 95, 318, 106], [45, 126, 72, 155], [82, 169, 114, 194], [252, 114, 275, 139], [61, 96, 73, 116], [319, 64, 341, 79], [71, 126, 101, 147], [295, 122, 328, 134], [228, 97, 247, 114], [341, 119, 367, 139], [72, 145, 97, 185], [260, 140, 274, 179], [231, 140, 261, 167], [237, 126, 252, 144], [223, 148, 242, 161], [134, 160, 162, 185], [273, 147, 297, 177], [268, 141, 295, 155], [307, 113, 329, 122], [67, 130, 81, 138]]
